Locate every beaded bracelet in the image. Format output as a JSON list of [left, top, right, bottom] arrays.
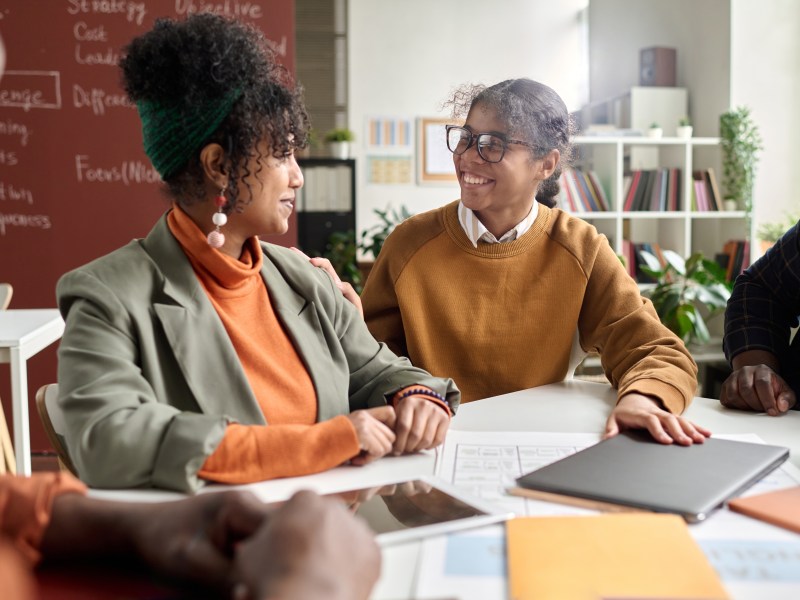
[[395, 387, 446, 403]]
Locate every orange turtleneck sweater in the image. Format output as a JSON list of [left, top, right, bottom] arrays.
[[167, 205, 360, 484]]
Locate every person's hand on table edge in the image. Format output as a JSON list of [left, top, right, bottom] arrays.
[[720, 364, 797, 416], [604, 392, 711, 445]]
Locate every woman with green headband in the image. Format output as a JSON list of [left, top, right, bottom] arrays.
[[55, 14, 458, 493]]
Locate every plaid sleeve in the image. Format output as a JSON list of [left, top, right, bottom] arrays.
[[724, 222, 800, 363]]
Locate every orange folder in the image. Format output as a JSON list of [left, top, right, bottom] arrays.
[[728, 485, 800, 534], [507, 513, 729, 600]]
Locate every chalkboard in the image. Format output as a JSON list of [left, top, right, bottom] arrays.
[[0, 1, 296, 452]]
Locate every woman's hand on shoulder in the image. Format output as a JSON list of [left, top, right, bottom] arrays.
[[291, 247, 363, 317], [346, 406, 396, 465], [604, 393, 711, 445], [393, 393, 451, 455]]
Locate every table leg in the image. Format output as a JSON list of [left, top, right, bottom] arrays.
[[10, 347, 31, 475]]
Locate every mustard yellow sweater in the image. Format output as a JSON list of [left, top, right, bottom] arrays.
[[362, 201, 697, 413]]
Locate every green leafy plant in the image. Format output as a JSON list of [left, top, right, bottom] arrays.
[[678, 116, 691, 127], [757, 212, 800, 243], [639, 250, 731, 345], [649, 122, 660, 129], [359, 204, 413, 260], [322, 230, 363, 292], [719, 106, 763, 216], [324, 127, 355, 142]]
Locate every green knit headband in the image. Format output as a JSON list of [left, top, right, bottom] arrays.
[[137, 88, 243, 180]]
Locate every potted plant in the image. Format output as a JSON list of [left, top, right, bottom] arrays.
[[646, 122, 662, 139], [638, 250, 731, 345], [676, 116, 693, 139], [757, 212, 800, 254], [324, 127, 355, 159], [719, 106, 763, 218], [322, 230, 363, 292]]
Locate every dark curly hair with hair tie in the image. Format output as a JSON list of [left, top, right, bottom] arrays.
[[119, 13, 309, 211], [445, 78, 574, 208]]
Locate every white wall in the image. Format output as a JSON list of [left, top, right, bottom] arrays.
[[588, 0, 730, 138], [349, 0, 800, 244], [731, 0, 800, 235], [348, 0, 589, 239]]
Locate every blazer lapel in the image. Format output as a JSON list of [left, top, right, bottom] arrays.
[[261, 248, 350, 421], [141, 216, 265, 425]]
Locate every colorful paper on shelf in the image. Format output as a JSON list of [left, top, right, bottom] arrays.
[[506, 513, 729, 600], [728, 485, 800, 534]]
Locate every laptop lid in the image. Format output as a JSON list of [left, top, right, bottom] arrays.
[[515, 431, 789, 522]]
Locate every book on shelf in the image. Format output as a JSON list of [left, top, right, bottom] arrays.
[[719, 239, 749, 281], [623, 171, 641, 211], [631, 241, 668, 284], [692, 169, 723, 212], [621, 168, 682, 213], [705, 167, 722, 211], [557, 169, 608, 213], [586, 171, 610, 211]]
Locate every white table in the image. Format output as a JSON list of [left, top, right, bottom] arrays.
[[0, 309, 65, 475], [87, 380, 800, 599]]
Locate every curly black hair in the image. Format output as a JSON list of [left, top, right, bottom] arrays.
[[119, 13, 309, 209], [446, 79, 574, 208]]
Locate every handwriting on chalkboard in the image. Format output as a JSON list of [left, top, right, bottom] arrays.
[[0, 119, 31, 146], [66, 0, 148, 26], [75, 155, 160, 185], [73, 85, 133, 116], [0, 71, 62, 111], [0, 213, 52, 236], [174, 0, 264, 19], [0, 182, 33, 204]]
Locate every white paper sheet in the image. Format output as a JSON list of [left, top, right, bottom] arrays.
[[415, 431, 800, 600]]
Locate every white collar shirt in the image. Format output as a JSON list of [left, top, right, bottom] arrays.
[[457, 200, 538, 248]]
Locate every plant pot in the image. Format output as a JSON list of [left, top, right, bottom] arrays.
[[646, 127, 663, 139], [723, 199, 738, 212], [328, 141, 350, 159], [676, 125, 693, 139]]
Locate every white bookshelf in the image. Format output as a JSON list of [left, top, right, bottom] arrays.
[[564, 135, 754, 266]]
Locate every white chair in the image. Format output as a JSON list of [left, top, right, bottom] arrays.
[[0, 283, 15, 472], [0, 283, 12, 310], [35, 383, 78, 476]]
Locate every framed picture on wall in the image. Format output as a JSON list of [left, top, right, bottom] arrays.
[[417, 117, 458, 184]]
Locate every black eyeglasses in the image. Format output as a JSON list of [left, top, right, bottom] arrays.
[[445, 125, 537, 163]]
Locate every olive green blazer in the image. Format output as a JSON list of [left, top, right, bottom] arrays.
[[56, 215, 458, 492]]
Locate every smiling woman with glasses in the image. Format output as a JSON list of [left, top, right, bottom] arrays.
[[445, 125, 541, 163], [362, 77, 711, 448]]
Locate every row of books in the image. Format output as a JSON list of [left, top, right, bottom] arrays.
[[621, 240, 667, 283], [716, 239, 750, 282], [622, 168, 682, 212], [621, 238, 750, 284], [295, 165, 353, 212], [557, 169, 609, 213], [690, 168, 723, 212], [572, 167, 724, 213]]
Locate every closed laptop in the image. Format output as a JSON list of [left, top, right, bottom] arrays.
[[515, 431, 789, 522]]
